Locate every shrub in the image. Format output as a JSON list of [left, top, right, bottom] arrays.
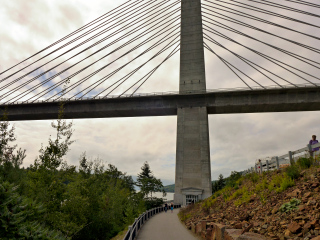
[[255, 178, 268, 193], [279, 198, 301, 212], [276, 175, 295, 193], [246, 172, 259, 183], [297, 157, 313, 169], [285, 164, 300, 179]]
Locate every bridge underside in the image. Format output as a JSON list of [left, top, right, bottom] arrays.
[[2, 87, 320, 121]]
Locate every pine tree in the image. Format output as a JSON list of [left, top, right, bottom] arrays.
[[0, 180, 67, 240]]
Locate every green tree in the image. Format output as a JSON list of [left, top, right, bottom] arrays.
[[217, 174, 226, 190], [0, 179, 67, 240], [0, 109, 26, 185], [136, 161, 166, 198]]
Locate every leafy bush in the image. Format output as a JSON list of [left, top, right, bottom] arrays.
[[297, 157, 313, 169], [276, 175, 295, 193], [255, 178, 268, 193], [279, 198, 301, 212], [247, 172, 259, 183], [285, 164, 300, 179]]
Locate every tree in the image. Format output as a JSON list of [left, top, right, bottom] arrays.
[[217, 174, 226, 190], [33, 102, 74, 171], [136, 162, 166, 198], [0, 109, 26, 184]]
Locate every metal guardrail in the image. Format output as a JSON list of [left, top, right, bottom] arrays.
[[123, 204, 181, 240], [243, 142, 320, 175], [2, 83, 320, 106]]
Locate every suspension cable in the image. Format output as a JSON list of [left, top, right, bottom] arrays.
[[1, 0, 178, 88], [283, 0, 320, 8], [2, 5, 181, 102], [202, 2, 320, 41], [204, 42, 253, 89], [202, 7, 320, 54], [247, 0, 320, 18], [0, 0, 138, 76], [69, 33, 180, 100], [207, 0, 320, 29], [203, 33, 282, 87], [203, 26, 317, 85], [37, 27, 180, 102], [0, 0, 159, 82], [201, 16, 320, 68]]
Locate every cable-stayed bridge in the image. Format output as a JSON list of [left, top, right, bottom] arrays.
[[1, 0, 320, 205]]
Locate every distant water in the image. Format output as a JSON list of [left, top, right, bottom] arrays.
[[152, 192, 174, 201]]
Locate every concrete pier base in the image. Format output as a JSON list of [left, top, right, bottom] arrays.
[[174, 107, 211, 205]]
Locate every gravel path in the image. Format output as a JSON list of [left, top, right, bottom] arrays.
[[136, 208, 199, 240]]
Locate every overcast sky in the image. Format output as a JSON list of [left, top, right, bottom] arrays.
[[1, 0, 320, 185]]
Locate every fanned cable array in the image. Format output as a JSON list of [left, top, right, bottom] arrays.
[[202, 0, 320, 89], [0, 0, 181, 104]]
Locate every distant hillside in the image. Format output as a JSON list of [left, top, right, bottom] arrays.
[[164, 180, 218, 193], [164, 184, 175, 192]]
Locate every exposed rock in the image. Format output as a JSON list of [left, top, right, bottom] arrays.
[[287, 222, 302, 234]]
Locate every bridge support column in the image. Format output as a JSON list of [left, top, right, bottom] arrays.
[[174, 0, 212, 205]]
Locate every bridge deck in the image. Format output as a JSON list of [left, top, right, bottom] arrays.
[[2, 87, 320, 121], [136, 208, 198, 240]]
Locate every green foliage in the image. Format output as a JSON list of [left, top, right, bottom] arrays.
[[212, 174, 226, 193], [0, 179, 67, 240], [297, 157, 313, 169], [136, 161, 165, 209], [201, 198, 217, 214], [276, 174, 295, 193], [279, 198, 301, 212], [245, 172, 259, 183], [285, 164, 300, 179]]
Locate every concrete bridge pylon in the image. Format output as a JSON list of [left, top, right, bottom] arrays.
[[174, 0, 212, 205]]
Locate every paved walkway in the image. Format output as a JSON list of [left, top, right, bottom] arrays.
[[136, 208, 199, 240]]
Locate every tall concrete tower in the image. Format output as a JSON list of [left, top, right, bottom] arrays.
[[174, 0, 212, 205]]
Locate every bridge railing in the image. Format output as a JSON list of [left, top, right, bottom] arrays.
[[123, 204, 181, 240], [242, 142, 320, 175], [3, 83, 320, 106]]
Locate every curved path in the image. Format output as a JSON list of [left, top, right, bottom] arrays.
[[136, 208, 199, 240]]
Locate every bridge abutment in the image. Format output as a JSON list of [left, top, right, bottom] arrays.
[[174, 0, 212, 205]]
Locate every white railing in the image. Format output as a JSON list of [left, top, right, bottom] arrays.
[[242, 142, 320, 175], [122, 204, 181, 240]]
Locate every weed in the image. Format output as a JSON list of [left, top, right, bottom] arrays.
[[276, 175, 295, 193], [285, 164, 300, 179], [279, 198, 301, 212], [297, 157, 313, 169]]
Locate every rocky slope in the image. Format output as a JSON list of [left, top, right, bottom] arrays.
[[179, 165, 320, 240]]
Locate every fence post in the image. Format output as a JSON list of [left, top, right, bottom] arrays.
[[307, 144, 312, 158], [255, 164, 257, 173], [128, 226, 132, 240], [266, 160, 269, 171], [289, 151, 293, 165], [259, 161, 263, 174], [276, 157, 280, 170], [251, 167, 254, 173]]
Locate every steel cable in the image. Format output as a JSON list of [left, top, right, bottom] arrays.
[[203, 26, 318, 85], [204, 42, 253, 89], [203, 33, 282, 87], [201, 15, 320, 68], [203, 27, 306, 86], [247, 0, 320, 18], [207, 0, 320, 29], [202, 2, 320, 41], [0, 0, 138, 76], [0, 0, 158, 83], [202, 8, 320, 54], [283, 0, 320, 8], [68, 33, 180, 100], [100, 43, 180, 98], [35, 27, 180, 102], [2, 5, 181, 102], [0, 0, 178, 91], [125, 46, 180, 97]]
